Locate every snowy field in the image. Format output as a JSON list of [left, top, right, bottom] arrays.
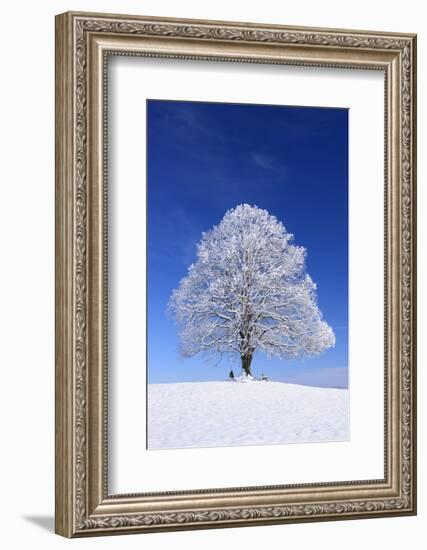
[[147, 381, 349, 450]]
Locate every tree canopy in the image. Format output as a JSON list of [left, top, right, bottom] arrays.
[[168, 204, 335, 376]]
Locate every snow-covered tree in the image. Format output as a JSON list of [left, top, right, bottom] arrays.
[[168, 204, 335, 377]]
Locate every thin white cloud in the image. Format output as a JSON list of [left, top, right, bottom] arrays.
[[252, 152, 275, 170]]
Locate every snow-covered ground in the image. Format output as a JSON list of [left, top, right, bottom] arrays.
[[147, 381, 349, 450]]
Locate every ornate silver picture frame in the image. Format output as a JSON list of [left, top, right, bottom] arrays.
[[55, 11, 417, 537]]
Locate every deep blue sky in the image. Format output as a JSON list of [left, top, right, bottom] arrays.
[[147, 99, 348, 387]]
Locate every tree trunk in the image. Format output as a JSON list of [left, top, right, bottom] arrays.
[[241, 353, 253, 376]]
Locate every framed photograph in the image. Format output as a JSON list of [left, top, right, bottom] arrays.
[[55, 11, 417, 537]]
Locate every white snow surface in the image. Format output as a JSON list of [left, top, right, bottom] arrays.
[[148, 381, 349, 450]]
